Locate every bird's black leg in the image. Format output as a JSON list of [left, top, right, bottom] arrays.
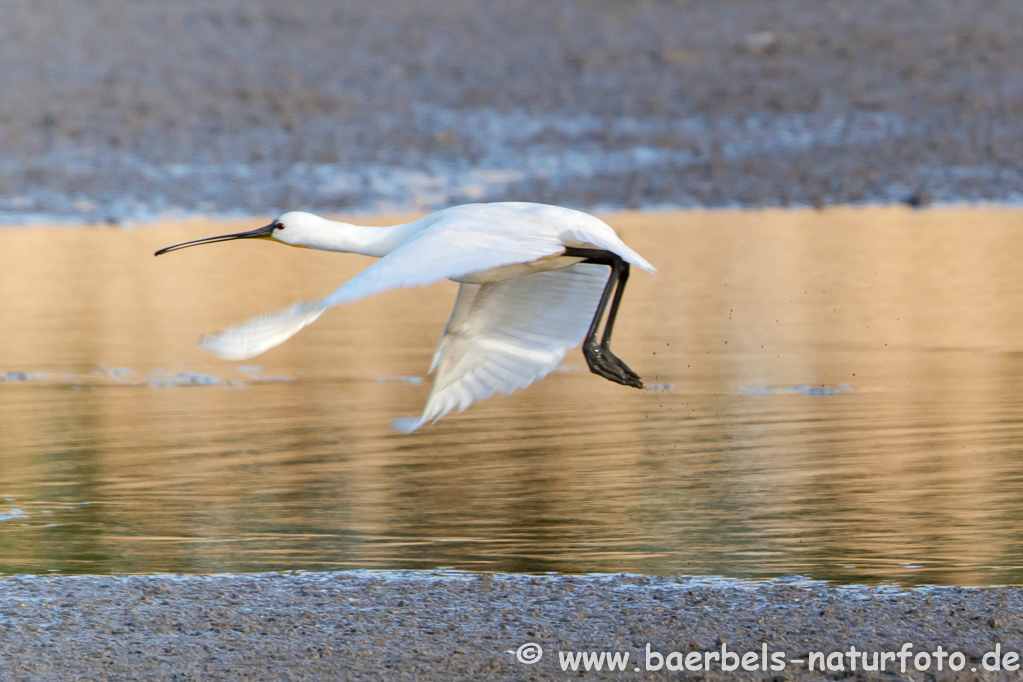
[[564, 247, 644, 389], [600, 260, 642, 386]]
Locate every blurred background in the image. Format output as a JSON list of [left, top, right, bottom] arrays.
[[0, 0, 1021, 222], [2, 0, 1023, 586]]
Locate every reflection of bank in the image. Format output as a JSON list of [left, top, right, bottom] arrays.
[[620, 206, 1023, 585], [2, 207, 1023, 583]]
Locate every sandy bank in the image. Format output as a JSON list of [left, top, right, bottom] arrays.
[[1, 571, 1021, 680], [2, 0, 1023, 220]]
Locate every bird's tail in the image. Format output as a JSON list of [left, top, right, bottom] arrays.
[[200, 301, 326, 361]]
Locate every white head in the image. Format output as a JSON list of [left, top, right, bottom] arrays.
[[154, 211, 325, 255], [270, 211, 333, 247]]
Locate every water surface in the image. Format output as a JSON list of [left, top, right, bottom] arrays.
[[2, 206, 1023, 585]]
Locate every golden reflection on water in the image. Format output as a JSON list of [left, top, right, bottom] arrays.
[[2, 206, 1023, 584]]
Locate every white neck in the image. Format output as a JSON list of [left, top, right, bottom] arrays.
[[283, 214, 425, 258]]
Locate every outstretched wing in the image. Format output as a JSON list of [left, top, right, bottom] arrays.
[[200, 218, 567, 360], [391, 262, 609, 433]]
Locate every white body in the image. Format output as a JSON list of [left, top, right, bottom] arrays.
[[200, 202, 655, 431]]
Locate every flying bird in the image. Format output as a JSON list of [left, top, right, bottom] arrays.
[[155, 202, 655, 431]]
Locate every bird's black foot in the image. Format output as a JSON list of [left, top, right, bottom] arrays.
[[583, 341, 644, 389]]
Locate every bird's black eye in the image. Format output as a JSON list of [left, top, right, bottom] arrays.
[[275, 222, 284, 230]]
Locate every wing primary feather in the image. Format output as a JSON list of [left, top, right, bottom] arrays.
[[398, 263, 609, 432], [200, 302, 325, 360]]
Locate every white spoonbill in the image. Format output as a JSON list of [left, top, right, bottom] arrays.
[[155, 202, 655, 431]]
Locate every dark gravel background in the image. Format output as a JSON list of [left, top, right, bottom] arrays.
[[2, 571, 1022, 681], [1, 0, 1022, 221]]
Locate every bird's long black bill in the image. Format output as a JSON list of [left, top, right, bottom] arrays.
[[154, 223, 276, 256]]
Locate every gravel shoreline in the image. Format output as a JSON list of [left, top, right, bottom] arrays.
[[2, 0, 1023, 221], [0, 571, 1021, 680]]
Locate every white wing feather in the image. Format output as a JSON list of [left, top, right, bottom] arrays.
[[391, 263, 610, 433], [200, 218, 566, 360], [200, 302, 325, 360]]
